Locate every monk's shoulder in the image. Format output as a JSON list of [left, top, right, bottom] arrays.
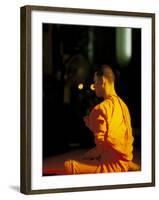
[[119, 98, 130, 113], [100, 99, 113, 111], [93, 100, 113, 115], [91, 104, 103, 116], [91, 102, 106, 115]]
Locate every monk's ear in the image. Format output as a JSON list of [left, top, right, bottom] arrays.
[[101, 76, 106, 84]]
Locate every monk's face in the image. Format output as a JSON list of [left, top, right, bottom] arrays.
[[94, 73, 104, 97]]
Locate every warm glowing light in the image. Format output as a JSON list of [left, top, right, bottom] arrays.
[[78, 83, 84, 90], [90, 84, 95, 91]]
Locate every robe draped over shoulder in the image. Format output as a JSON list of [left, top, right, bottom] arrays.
[[64, 96, 134, 174]]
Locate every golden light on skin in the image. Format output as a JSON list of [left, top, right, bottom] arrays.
[[78, 83, 84, 90], [90, 84, 95, 91]]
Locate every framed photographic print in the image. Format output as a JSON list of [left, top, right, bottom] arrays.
[[20, 5, 155, 194]]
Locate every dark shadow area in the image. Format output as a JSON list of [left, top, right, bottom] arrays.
[[9, 185, 20, 192], [42, 24, 141, 168]]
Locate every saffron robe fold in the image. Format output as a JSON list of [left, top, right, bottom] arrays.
[[64, 96, 134, 174]]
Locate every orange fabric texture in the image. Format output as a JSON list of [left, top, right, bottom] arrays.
[[64, 96, 134, 174]]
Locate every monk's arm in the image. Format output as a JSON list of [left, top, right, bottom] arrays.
[[94, 132, 105, 155]]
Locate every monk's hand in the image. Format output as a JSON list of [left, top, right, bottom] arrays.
[[94, 133, 105, 155], [83, 115, 89, 128], [95, 133, 105, 143]]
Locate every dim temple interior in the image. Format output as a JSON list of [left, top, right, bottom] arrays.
[[42, 24, 141, 175]]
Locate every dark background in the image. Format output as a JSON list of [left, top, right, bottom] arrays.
[[42, 24, 141, 159]]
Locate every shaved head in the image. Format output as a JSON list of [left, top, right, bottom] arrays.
[[95, 65, 116, 84]]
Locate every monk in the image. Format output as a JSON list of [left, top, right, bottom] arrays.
[[64, 65, 135, 174]]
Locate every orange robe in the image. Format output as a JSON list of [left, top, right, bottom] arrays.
[[64, 95, 134, 174]]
